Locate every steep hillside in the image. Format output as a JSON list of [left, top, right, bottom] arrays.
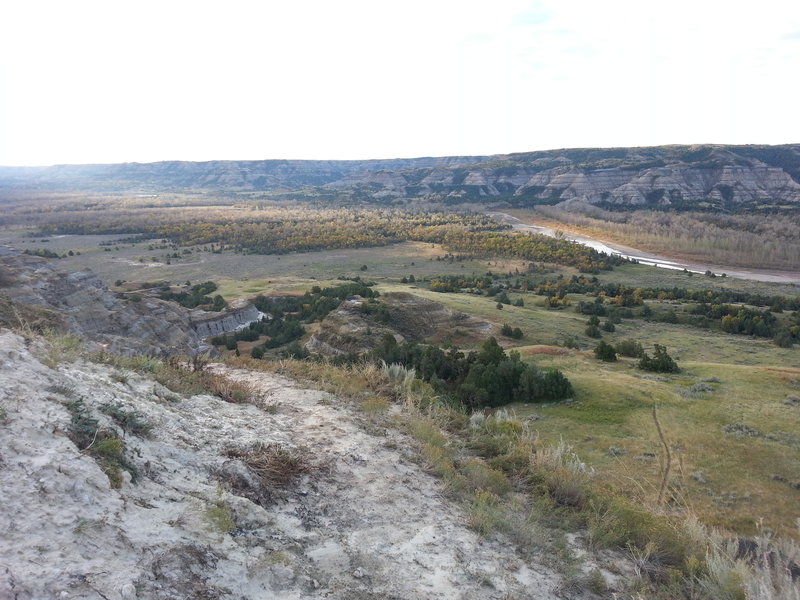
[[2, 144, 799, 209], [0, 249, 258, 356]]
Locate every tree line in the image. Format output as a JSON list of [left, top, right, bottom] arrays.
[[33, 205, 622, 272], [371, 335, 573, 408], [534, 206, 800, 271]]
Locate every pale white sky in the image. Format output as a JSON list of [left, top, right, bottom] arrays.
[[1, 0, 798, 166]]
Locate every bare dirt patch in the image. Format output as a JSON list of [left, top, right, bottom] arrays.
[[522, 345, 573, 356]]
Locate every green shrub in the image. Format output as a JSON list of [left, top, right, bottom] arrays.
[[639, 345, 680, 373], [585, 325, 602, 338], [546, 469, 587, 508], [616, 338, 644, 357], [65, 399, 138, 487], [587, 493, 699, 574], [467, 489, 509, 535], [462, 460, 513, 496], [593, 341, 617, 362], [100, 404, 153, 437]]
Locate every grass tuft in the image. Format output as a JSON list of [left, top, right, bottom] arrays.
[[99, 403, 153, 438], [64, 398, 139, 487], [220, 442, 311, 506], [467, 489, 509, 536], [39, 329, 83, 368]]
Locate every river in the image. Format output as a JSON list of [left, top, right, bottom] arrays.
[[487, 212, 800, 286]]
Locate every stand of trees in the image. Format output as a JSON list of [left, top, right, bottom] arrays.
[[210, 316, 305, 350], [536, 275, 800, 346], [638, 345, 680, 373], [371, 336, 572, 408], [35, 205, 622, 272], [537, 275, 800, 311], [159, 281, 226, 310], [534, 206, 800, 271], [252, 281, 378, 322]]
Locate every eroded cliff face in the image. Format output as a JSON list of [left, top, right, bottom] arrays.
[[330, 149, 800, 207], [0, 155, 490, 192], [319, 145, 800, 207], [191, 299, 262, 339], [515, 164, 800, 206], [2, 144, 799, 208], [0, 251, 258, 356]]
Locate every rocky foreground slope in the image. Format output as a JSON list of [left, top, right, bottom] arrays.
[[0, 332, 567, 599]]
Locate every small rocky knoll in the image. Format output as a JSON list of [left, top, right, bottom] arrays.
[[306, 292, 491, 357], [0, 331, 562, 599]]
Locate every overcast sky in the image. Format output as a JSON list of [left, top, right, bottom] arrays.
[[1, 0, 798, 166]]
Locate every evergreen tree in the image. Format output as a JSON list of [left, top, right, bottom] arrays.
[[594, 341, 617, 362], [477, 337, 506, 365], [616, 339, 644, 357], [585, 325, 602, 338], [638, 344, 679, 373]]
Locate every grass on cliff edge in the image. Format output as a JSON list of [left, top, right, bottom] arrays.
[[230, 354, 800, 599]]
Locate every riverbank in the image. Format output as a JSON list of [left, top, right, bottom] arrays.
[[488, 212, 800, 285]]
